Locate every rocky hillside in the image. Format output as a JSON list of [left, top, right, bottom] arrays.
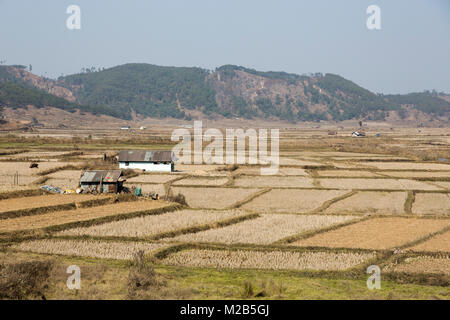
[[0, 64, 449, 123]]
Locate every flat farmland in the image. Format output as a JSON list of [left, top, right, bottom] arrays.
[[315, 170, 380, 177], [14, 239, 169, 260], [233, 176, 315, 188], [162, 249, 376, 271], [290, 218, 450, 250], [0, 200, 171, 232], [172, 177, 229, 186], [412, 193, 450, 216], [360, 162, 450, 171], [235, 166, 308, 176], [323, 191, 407, 215], [410, 231, 450, 252], [0, 194, 109, 214], [318, 178, 439, 191], [378, 171, 450, 178], [165, 214, 358, 245], [385, 256, 450, 275], [169, 187, 260, 209], [242, 189, 348, 213], [126, 174, 178, 184], [58, 209, 249, 238]]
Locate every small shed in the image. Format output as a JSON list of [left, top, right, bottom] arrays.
[[352, 131, 366, 137], [118, 150, 175, 172], [80, 170, 125, 194]]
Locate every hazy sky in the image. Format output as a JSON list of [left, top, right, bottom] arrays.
[[1, 0, 449, 94]]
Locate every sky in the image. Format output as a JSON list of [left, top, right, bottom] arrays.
[[0, 0, 449, 94]]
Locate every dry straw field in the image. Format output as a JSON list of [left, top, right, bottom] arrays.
[[165, 214, 359, 245], [58, 209, 249, 238], [162, 249, 376, 271], [290, 218, 450, 250], [0, 126, 449, 299], [0, 200, 171, 232], [14, 239, 169, 260]]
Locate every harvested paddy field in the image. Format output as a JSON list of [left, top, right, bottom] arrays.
[[13, 239, 169, 260], [126, 174, 178, 184], [323, 191, 407, 215], [172, 177, 229, 186], [165, 214, 358, 245], [126, 183, 166, 197], [279, 158, 325, 166], [409, 231, 450, 252], [361, 162, 450, 171], [412, 193, 450, 216], [162, 249, 376, 271], [0, 194, 109, 215], [242, 189, 349, 213], [0, 200, 171, 232], [47, 170, 82, 180], [384, 256, 450, 275], [315, 170, 381, 177], [290, 218, 450, 250], [169, 187, 260, 209], [233, 176, 315, 188], [318, 178, 439, 191], [377, 171, 450, 179], [0, 161, 79, 176], [235, 167, 308, 176], [432, 182, 450, 190], [58, 209, 249, 238]]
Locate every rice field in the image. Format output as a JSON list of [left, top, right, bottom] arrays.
[[384, 256, 450, 275], [242, 189, 348, 213], [290, 218, 450, 250], [58, 209, 249, 238], [126, 183, 166, 196], [165, 214, 359, 245], [360, 162, 450, 171], [126, 174, 178, 184], [323, 191, 407, 215], [172, 177, 229, 186], [233, 176, 315, 188], [169, 187, 260, 209], [162, 249, 376, 271], [315, 170, 381, 177], [412, 193, 450, 216], [235, 167, 308, 176], [318, 178, 439, 191], [13, 239, 169, 260], [377, 171, 450, 178], [0, 194, 109, 214], [409, 231, 450, 252], [0, 200, 171, 232], [0, 161, 79, 176]]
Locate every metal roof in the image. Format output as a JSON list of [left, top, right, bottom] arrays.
[[118, 150, 174, 162], [80, 170, 123, 183]]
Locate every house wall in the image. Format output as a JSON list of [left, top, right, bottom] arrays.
[[119, 161, 173, 172]]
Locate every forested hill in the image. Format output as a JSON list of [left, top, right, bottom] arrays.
[[0, 63, 449, 122]]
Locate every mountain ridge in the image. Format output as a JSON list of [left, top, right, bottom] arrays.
[[0, 63, 449, 124]]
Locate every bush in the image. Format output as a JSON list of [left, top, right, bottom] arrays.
[[0, 260, 54, 299], [127, 250, 164, 298]]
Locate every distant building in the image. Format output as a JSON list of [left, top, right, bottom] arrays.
[[118, 150, 175, 172], [352, 131, 366, 137], [139, 126, 146, 130], [120, 126, 131, 130], [80, 170, 125, 193]]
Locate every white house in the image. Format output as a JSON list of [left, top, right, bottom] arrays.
[[118, 150, 175, 172]]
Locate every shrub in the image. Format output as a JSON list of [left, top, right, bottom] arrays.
[[0, 260, 54, 300]]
